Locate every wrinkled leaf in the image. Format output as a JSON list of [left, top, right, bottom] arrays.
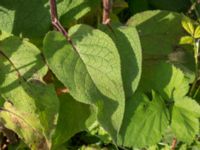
[[43, 24, 125, 141], [171, 97, 200, 143], [118, 92, 169, 148], [100, 25, 142, 99]]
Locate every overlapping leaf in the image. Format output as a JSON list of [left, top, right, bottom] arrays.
[[0, 0, 50, 38], [52, 94, 96, 149], [118, 92, 169, 148], [43, 24, 125, 141], [127, 10, 195, 82], [0, 35, 59, 149], [100, 25, 142, 99], [140, 62, 189, 101]]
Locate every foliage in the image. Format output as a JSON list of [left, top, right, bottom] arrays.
[[0, 0, 200, 150]]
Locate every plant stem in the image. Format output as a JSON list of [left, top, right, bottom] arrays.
[[102, 0, 111, 24], [50, 0, 68, 37], [190, 39, 200, 96], [171, 138, 177, 150]]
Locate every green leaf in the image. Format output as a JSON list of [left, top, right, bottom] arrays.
[[0, 0, 50, 38], [181, 17, 195, 36], [43, 24, 125, 141], [171, 97, 200, 143], [57, 0, 100, 26], [127, 10, 185, 55], [140, 62, 189, 101], [99, 25, 142, 99], [0, 30, 11, 41], [179, 36, 194, 45], [118, 92, 169, 148], [0, 36, 59, 149], [127, 11, 195, 80], [0, 36, 47, 81], [127, 10, 194, 93], [52, 94, 96, 149], [194, 26, 200, 38]]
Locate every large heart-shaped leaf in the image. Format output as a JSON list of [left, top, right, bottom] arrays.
[[43, 24, 125, 141], [127, 10, 195, 82]]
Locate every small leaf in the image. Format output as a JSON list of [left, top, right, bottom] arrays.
[[181, 17, 194, 36], [179, 36, 193, 45], [171, 97, 200, 143], [194, 26, 200, 38]]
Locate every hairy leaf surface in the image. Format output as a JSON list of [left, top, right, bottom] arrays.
[[43, 24, 125, 141], [118, 92, 169, 148], [100, 25, 142, 99], [171, 97, 200, 143]]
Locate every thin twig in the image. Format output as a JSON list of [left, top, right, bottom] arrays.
[[102, 0, 111, 24], [171, 138, 177, 150], [50, 0, 68, 37]]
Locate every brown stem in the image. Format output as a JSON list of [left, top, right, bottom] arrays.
[[50, 0, 68, 37], [171, 138, 177, 150], [56, 87, 69, 95], [102, 0, 111, 24]]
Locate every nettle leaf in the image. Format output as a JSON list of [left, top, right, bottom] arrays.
[[140, 62, 189, 101], [0, 36, 59, 149], [118, 92, 169, 148], [43, 24, 125, 141], [99, 25, 142, 99], [127, 10, 195, 81], [171, 97, 200, 143], [52, 94, 96, 149], [0, 0, 50, 38]]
